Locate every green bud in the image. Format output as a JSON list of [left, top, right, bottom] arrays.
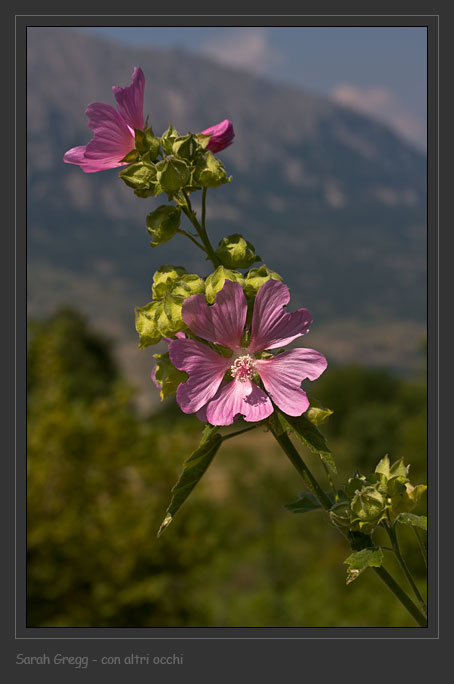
[[215, 233, 261, 270], [171, 274, 205, 298], [351, 486, 387, 533], [205, 265, 245, 304], [159, 124, 180, 155], [192, 150, 231, 188], [388, 479, 427, 519], [344, 472, 367, 499], [172, 134, 201, 161], [135, 301, 162, 348], [153, 352, 188, 401], [157, 292, 186, 337], [144, 128, 161, 160], [329, 502, 352, 529], [146, 205, 181, 247], [156, 156, 190, 194], [152, 265, 187, 300], [120, 161, 157, 191], [244, 264, 283, 297], [306, 405, 334, 426]]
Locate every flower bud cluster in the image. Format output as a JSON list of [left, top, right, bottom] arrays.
[[330, 456, 426, 535]]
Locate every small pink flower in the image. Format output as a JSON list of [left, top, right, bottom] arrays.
[[63, 67, 145, 173], [200, 119, 234, 153], [168, 280, 327, 426]]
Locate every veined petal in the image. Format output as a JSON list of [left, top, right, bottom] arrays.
[[82, 102, 135, 168], [112, 66, 145, 131], [182, 280, 247, 351], [205, 379, 273, 426], [169, 338, 231, 414], [249, 279, 313, 352], [255, 348, 327, 416]]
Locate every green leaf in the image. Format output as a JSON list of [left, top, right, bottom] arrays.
[[277, 411, 336, 473], [205, 266, 245, 304], [244, 264, 283, 297], [397, 512, 427, 531], [146, 205, 182, 247], [192, 150, 230, 188], [215, 233, 261, 270], [156, 156, 190, 194], [135, 302, 162, 348], [153, 352, 188, 401], [344, 548, 384, 585], [284, 492, 322, 514], [157, 430, 223, 536]]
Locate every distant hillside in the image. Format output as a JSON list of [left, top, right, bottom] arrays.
[[27, 27, 426, 407]]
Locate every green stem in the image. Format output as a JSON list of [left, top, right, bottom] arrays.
[[414, 526, 428, 568], [176, 229, 206, 252], [268, 421, 427, 627], [320, 458, 338, 501], [268, 423, 332, 510], [201, 187, 207, 232], [222, 424, 260, 441], [181, 191, 220, 268], [373, 566, 427, 627], [386, 522, 427, 616]]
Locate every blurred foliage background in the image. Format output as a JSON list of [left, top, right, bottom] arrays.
[[27, 308, 427, 627]]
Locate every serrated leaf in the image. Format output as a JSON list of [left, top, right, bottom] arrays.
[[284, 492, 322, 514], [344, 547, 384, 584], [277, 411, 336, 473], [397, 512, 427, 531], [157, 431, 223, 536]]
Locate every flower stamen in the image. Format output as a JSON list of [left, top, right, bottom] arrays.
[[230, 354, 255, 382]]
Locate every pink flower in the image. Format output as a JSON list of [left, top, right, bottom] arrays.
[[200, 119, 234, 153], [168, 279, 327, 426], [63, 67, 145, 173]]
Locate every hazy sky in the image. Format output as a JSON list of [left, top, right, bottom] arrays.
[[80, 26, 427, 152]]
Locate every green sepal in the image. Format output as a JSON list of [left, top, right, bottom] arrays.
[[329, 502, 352, 529], [156, 156, 190, 195], [397, 512, 427, 531], [144, 128, 161, 160], [205, 266, 245, 304], [244, 265, 283, 297], [157, 292, 186, 337], [192, 150, 230, 188], [215, 233, 261, 270], [159, 124, 180, 155], [277, 410, 336, 473], [344, 548, 384, 585], [194, 133, 212, 149], [388, 480, 427, 520], [146, 205, 182, 247], [305, 403, 334, 426], [119, 161, 157, 190], [157, 427, 223, 536], [172, 133, 201, 161], [171, 274, 205, 298], [135, 301, 162, 348], [152, 352, 188, 401], [284, 492, 322, 514], [119, 148, 139, 163], [152, 265, 187, 300], [344, 472, 367, 499], [350, 486, 387, 533]]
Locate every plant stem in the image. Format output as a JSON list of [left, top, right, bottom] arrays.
[[320, 458, 338, 501], [414, 526, 428, 568], [201, 187, 207, 232], [268, 423, 332, 510], [268, 421, 427, 627], [176, 229, 205, 252], [181, 191, 220, 268], [222, 424, 260, 441], [386, 522, 427, 615], [373, 566, 427, 627]]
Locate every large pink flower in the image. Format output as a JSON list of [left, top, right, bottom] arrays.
[[200, 119, 234, 153], [63, 67, 145, 173], [168, 279, 327, 426]]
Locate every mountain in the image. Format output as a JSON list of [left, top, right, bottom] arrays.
[[26, 27, 426, 408]]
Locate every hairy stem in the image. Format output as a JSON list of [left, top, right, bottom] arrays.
[[386, 522, 427, 615], [181, 191, 220, 268]]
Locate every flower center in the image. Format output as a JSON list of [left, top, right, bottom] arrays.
[[230, 354, 255, 382]]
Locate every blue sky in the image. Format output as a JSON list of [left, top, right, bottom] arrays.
[[80, 26, 427, 151]]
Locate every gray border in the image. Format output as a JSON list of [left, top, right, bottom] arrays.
[[8, 8, 443, 677]]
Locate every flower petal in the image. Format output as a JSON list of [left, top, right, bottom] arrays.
[[205, 379, 273, 426], [255, 348, 327, 416], [112, 66, 145, 131], [249, 279, 313, 352], [182, 280, 247, 351], [200, 119, 235, 153], [82, 102, 135, 169], [169, 338, 231, 414]]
